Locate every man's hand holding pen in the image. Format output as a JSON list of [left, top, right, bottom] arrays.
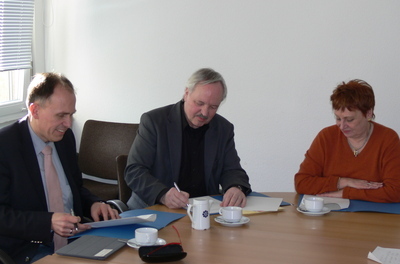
[[51, 212, 91, 237], [70, 209, 79, 231], [51, 202, 120, 238], [160, 182, 190, 209]]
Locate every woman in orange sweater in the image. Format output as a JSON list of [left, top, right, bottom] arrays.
[[295, 79, 400, 203]]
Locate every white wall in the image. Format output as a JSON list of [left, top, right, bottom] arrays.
[[35, 0, 400, 192]]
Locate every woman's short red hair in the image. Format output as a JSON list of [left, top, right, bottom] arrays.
[[330, 79, 375, 118]]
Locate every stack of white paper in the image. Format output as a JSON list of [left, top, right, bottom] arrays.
[[368, 246, 400, 264], [189, 196, 283, 215], [85, 214, 157, 228]]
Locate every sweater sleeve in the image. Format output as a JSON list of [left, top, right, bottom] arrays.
[[294, 127, 340, 194]]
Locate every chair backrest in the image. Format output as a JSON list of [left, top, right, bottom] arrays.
[[78, 120, 138, 199], [116, 154, 130, 204], [0, 249, 15, 264]]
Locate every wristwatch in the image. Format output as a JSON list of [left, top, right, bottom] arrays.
[[233, 185, 250, 195], [235, 185, 244, 192]]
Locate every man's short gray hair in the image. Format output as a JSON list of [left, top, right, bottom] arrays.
[[186, 68, 227, 101]]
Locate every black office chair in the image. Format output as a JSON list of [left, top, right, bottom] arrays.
[[0, 249, 15, 264], [116, 154, 131, 205], [107, 154, 130, 213], [78, 120, 139, 201]]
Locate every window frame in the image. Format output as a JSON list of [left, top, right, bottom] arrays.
[[0, 0, 34, 127], [0, 69, 30, 126]]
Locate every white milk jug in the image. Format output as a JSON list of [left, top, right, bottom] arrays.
[[187, 198, 213, 230]]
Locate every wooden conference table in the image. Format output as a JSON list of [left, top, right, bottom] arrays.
[[35, 192, 400, 264]]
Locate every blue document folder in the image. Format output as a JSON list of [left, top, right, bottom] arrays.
[[72, 209, 185, 240], [340, 199, 400, 214]]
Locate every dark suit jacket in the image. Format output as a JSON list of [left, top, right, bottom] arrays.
[[0, 117, 99, 263], [125, 101, 251, 208]]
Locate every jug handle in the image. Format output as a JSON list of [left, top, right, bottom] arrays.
[[187, 204, 194, 222]]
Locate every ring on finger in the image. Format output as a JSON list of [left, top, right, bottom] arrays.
[[69, 229, 73, 235]]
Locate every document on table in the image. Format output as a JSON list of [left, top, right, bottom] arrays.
[[189, 196, 283, 215], [368, 246, 400, 264], [242, 196, 283, 214], [85, 214, 156, 228], [301, 195, 350, 210]]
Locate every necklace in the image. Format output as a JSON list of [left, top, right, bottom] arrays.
[[348, 123, 373, 157]]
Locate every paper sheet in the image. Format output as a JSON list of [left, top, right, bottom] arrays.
[[242, 196, 283, 214], [85, 214, 156, 228], [368, 246, 400, 264], [189, 196, 283, 214]]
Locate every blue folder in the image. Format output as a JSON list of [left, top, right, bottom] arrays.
[[340, 199, 400, 214], [72, 209, 185, 240]]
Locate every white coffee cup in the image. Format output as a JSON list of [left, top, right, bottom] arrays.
[[135, 227, 158, 245], [187, 198, 213, 230], [219, 206, 243, 223], [304, 197, 324, 212]]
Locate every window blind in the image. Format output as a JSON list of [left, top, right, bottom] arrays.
[[0, 0, 34, 71]]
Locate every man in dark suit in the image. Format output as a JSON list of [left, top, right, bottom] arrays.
[[125, 68, 251, 209], [0, 73, 119, 263]]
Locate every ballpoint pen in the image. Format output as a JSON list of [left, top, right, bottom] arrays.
[[174, 182, 189, 207], [173, 182, 181, 192], [70, 208, 79, 231]]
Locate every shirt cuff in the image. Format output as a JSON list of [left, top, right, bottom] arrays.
[[225, 185, 251, 195], [156, 188, 169, 204]]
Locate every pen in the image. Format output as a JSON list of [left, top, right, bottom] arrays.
[[70, 209, 79, 231], [173, 182, 189, 207], [173, 182, 181, 192]]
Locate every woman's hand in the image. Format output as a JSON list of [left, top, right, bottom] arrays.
[[319, 178, 384, 198], [338, 177, 383, 190]]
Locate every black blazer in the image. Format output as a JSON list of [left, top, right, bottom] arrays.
[[125, 101, 251, 208], [0, 117, 99, 263]]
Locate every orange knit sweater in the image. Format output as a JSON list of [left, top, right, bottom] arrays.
[[294, 122, 400, 203]]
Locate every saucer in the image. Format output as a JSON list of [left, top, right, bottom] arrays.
[[127, 238, 166, 249], [297, 206, 330, 216], [215, 216, 250, 227]]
